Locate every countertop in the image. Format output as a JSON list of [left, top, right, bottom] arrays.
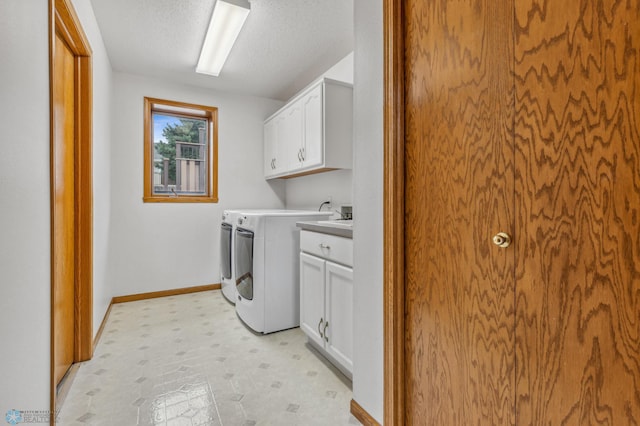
[[296, 220, 353, 239]]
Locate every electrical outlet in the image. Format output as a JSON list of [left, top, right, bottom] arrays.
[[340, 205, 353, 219]]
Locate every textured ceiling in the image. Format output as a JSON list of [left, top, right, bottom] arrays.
[[89, 0, 354, 101]]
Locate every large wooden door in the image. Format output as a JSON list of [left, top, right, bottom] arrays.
[[399, 0, 640, 424], [514, 1, 640, 423], [52, 33, 76, 385], [50, 0, 93, 417], [404, 0, 516, 423]]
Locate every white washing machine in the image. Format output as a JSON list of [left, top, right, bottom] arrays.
[[220, 209, 242, 303], [221, 209, 297, 303], [233, 210, 332, 333]]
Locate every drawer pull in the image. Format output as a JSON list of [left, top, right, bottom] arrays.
[[319, 243, 331, 249]]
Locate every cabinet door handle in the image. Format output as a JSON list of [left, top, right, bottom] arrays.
[[273, 158, 276, 169], [301, 147, 306, 161], [318, 318, 324, 338], [298, 149, 302, 162], [323, 321, 329, 342], [319, 243, 330, 249]]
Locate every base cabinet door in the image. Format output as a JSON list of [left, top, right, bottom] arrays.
[[299, 251, 354, 377], [324, 261, 353, 374], [300, 252, 326, 347]]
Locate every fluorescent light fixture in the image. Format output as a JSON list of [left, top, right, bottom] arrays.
[[196, 0, 251, 77]]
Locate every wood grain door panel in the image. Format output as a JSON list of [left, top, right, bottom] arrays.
[[53, 33, 76, 386], [514, 0, 640, 423], [403, 0, 516, 423], [398, 0, 640, 424]]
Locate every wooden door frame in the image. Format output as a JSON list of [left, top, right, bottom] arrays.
[[383, 0, 405, 424], [49, 0, 93, 417]]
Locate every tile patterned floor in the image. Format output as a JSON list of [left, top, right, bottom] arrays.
[[57, 290, 360, 426]]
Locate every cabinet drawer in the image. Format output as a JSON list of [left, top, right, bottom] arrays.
[[301, 230, 353, 267]]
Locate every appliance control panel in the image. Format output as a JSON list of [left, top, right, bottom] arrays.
[[237, 215, 256, 229]]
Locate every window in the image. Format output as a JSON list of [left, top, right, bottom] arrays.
[[143, 97, 218, 203]]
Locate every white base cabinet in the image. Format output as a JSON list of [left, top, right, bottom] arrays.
[[299, 231, 353, 378], [323, 261, 353, 374]]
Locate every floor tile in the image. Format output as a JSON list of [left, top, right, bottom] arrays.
[[57, 290, 358, 425]]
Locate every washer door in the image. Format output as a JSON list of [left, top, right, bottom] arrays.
[[220, 223, 233, 279], [235, 228, 254, 300]]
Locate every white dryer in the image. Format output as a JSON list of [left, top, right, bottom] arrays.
[[233, 210, 332, 333]]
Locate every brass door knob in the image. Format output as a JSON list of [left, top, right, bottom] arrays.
[[492, 232, 511, 248]]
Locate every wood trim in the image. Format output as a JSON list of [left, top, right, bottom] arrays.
[[145, 96, 218, 112], [143, 96, 153, 200], [92, 301, 113, 353], [142, 195, 219, 203], [383, 0, 405, 424], [54, 363, 80, 413], [112, 283, 221, 304], [49, 2, 55, 419], [50, 0, 93, 422], [74, 54, 93, 362], [350, 399, 381, 426], [143, 97, 219, 203], [53, 0, 91, 56], [210, 105, 219, 202]]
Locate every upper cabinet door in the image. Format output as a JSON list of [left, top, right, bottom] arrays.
[[282, 99, 303, 172], [301, 84, 324, 170], [263, 119, 277, 177]]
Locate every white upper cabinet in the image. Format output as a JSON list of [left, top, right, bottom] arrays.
[[263, 78, 353, 179], [264, 114, 291, 178], [283, 98, 303, 172], [263, 118, 277, 177], [301, 84, 323, 169]]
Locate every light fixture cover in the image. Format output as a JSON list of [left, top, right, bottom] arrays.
[[196, 0, 251, 77]]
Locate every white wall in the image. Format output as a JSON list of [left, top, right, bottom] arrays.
[[324, 52, 355, 85], [108, 73, 285, 296], [0, 0, 116, 412], [69, 0, 114, 338], [353, 0, 384, 422], [285, 52, 354, 212], [285, 169, 352, 212], [0, 0, 51, 412]]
